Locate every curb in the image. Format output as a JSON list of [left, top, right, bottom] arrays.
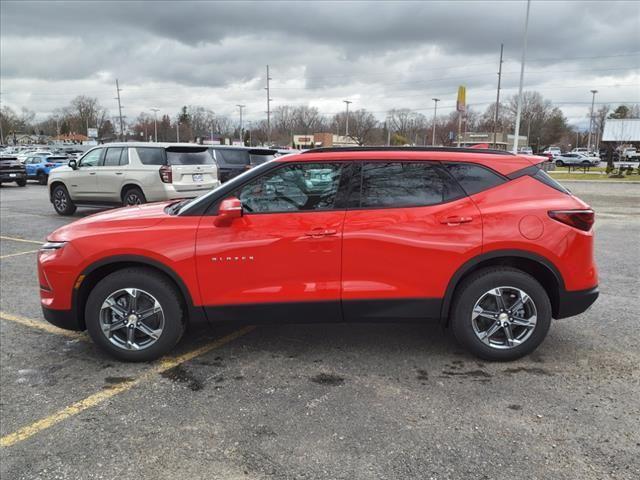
[[554, 179, 640, 184]]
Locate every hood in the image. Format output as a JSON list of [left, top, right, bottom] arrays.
[[49, 201, 173, 241]]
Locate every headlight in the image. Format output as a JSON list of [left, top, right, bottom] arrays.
[[40, 241, 67, 251]]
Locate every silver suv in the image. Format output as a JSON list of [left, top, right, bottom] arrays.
[[48, 143, 219, 215]]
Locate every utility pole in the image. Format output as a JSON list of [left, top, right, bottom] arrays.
[[431, 98, 440, 145], [513, 0, 531, 153], [176, 122, 180, 143], [493, 43, 504, 149], [115, 79, 125, 141], [236, 104, 245, 143], [386, 118, 391, 146], [150, 108, 159, 142], [587, 89, 598, 152], [265, 65, 272, 145], [343, 100, 352, 137]]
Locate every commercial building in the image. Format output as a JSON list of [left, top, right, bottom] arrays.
[[602, 119, 640, 145], [459, 132, 528, 151], [293, 133, 359, 148]]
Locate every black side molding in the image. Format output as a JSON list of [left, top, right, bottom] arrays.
[[555, 286, 599, 319], [42, 306, 84, 331]]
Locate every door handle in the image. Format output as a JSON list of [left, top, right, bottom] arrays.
[[440, 215, 473, 225], [115, 172, 123, 175], [89, 172, 96, 175], [304, 228, 337, 238]]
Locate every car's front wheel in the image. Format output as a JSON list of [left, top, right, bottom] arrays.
[[450, 267, 552, 361], [51, 184, 77, 215], [555, 160, 564, 167], [85, 268, 185, 361]]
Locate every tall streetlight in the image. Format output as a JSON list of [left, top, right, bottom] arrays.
[[150, 108, 159, 142], [343, 100, 352, 137], [587, 89, 598, 153], [236, 104, 245, 143], [431, 98, 440, 146], [512, 0, 531, 153], [176, 122, 180, 143]]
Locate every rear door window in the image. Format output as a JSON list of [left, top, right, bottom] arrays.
[[166, 148, 213, 165], [359, 162, 461, 208], [444, 163, 506, 196]]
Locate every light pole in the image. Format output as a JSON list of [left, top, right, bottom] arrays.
[[236, 104, 245, 143], [343, 100, 352, 137], [587, 89, 598, 153], [513, 0, 531, 153], [176, 122, 180, 143], [150, 108, 159, 142], [431, 98, 440, 146]]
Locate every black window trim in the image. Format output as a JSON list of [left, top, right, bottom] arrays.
[[441, 160, 508, 197]]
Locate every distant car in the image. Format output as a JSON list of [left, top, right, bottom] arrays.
[[554, 153, 600, 167], [0, 156, 27, 186], [209, 146, 278, 183], [519, 147, 534, 155], [621, 147, 640, 161], [543, 147, 562, 157], [24, 155, 68, 185], [571, 148, 599, 158], [48, 143, 220, 215]]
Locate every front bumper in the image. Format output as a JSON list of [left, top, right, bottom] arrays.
[[555, 286, 599, 319], [42, 306, 83, 331]]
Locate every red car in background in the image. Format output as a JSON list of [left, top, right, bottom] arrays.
[[38, 147, 598, 361]]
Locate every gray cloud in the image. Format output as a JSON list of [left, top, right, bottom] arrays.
[[1, 0, 638, 126]]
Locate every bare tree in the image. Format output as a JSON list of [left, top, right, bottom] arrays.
[[332, 109, 379, 145]]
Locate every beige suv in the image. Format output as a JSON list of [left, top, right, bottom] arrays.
[[48, 143, 219, 215]]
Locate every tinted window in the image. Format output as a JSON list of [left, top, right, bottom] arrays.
[[136, 147, 165, 166], [359, 162, 456, 208], [236, 163, 343, 213], [166, 148, 214, 165], [444, 163, 505, 196], [215, 149, 249, 165], [533, 168, 570, 194], [249, 153, 275, 166], [79, 149, 102, 167], [104, 148, 123, 166]]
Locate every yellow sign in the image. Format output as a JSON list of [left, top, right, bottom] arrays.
[[456, 86, 466, 112]]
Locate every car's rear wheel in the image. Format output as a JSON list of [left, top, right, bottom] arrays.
[[581, 161, 591, 167], [37, 171, 48, 185], [122, 187, 146, 206], [52, 184, 77, 215], [85, 268, 185, 361], [555, 160, 564, 167], [450, 267, 552, 361]]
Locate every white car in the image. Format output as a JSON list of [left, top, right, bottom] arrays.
[[48, 143, 220, 215], [554, 153, 600, 167], [571, 148, 599, 158], [543, 146, 562, 157], [519, 146, 534, 155]]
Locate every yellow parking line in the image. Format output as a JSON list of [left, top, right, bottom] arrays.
[[0, 325, 255, 448], [0, 249, 41, 259], [0, 236, 43, 245], [0, 311, 88, 341]]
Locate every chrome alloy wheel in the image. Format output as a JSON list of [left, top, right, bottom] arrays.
[[99, 288, 164, 351], [53, 188, 67, 211], [125, 192, 142, 205], [471, 286, 537, 350]]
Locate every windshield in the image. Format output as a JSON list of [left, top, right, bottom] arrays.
[[166, 147, 213, 165], [176, 161, 275, 215]]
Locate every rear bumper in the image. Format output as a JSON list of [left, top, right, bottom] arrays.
[[555, 286, 599, 319], [42, 306, 83, 331]]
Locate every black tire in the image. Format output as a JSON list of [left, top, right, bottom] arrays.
[[85, 268, 185, 362], [122, 187, 146, 206], [16, 178, 27, 187], [555, 160, 564, 167], [51, 184, 77, 215], [37, 171, 48, 185], [450, 267, 552, 361]]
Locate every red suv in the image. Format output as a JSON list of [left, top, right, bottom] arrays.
[[38, 148, 598, 362]]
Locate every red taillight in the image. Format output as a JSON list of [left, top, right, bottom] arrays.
[[159, 165, 172, 183], [45, 163, 54, 167], [548, 209, 594, 232]]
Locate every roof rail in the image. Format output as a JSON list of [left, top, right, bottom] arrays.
[[301, 146, 515, 156]]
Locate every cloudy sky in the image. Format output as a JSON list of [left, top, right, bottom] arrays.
[[1, 0, 638, 128]]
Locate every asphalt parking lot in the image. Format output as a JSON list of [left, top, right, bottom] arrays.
[[1, 180, 639, 480]]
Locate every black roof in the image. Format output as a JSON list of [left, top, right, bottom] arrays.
[[301, 146, 515, 156]]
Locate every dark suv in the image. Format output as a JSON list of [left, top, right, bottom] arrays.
[[0, 156, 27, 186], [209, 146, 277, 182]]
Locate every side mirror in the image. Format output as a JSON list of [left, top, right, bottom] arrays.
[[214, 196, 242, 226], [68, 159, 78, 170]]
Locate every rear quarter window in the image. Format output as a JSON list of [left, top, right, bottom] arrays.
[[135, 147, 165, 166], [215, 149, 250, 165], [444, 163, 506, 196]]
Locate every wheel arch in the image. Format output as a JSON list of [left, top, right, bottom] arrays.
[[441, 250, 565, 324], [49, 180, 67, 202], [120, 183, 145, 202], [74, 255, 202, 330]]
